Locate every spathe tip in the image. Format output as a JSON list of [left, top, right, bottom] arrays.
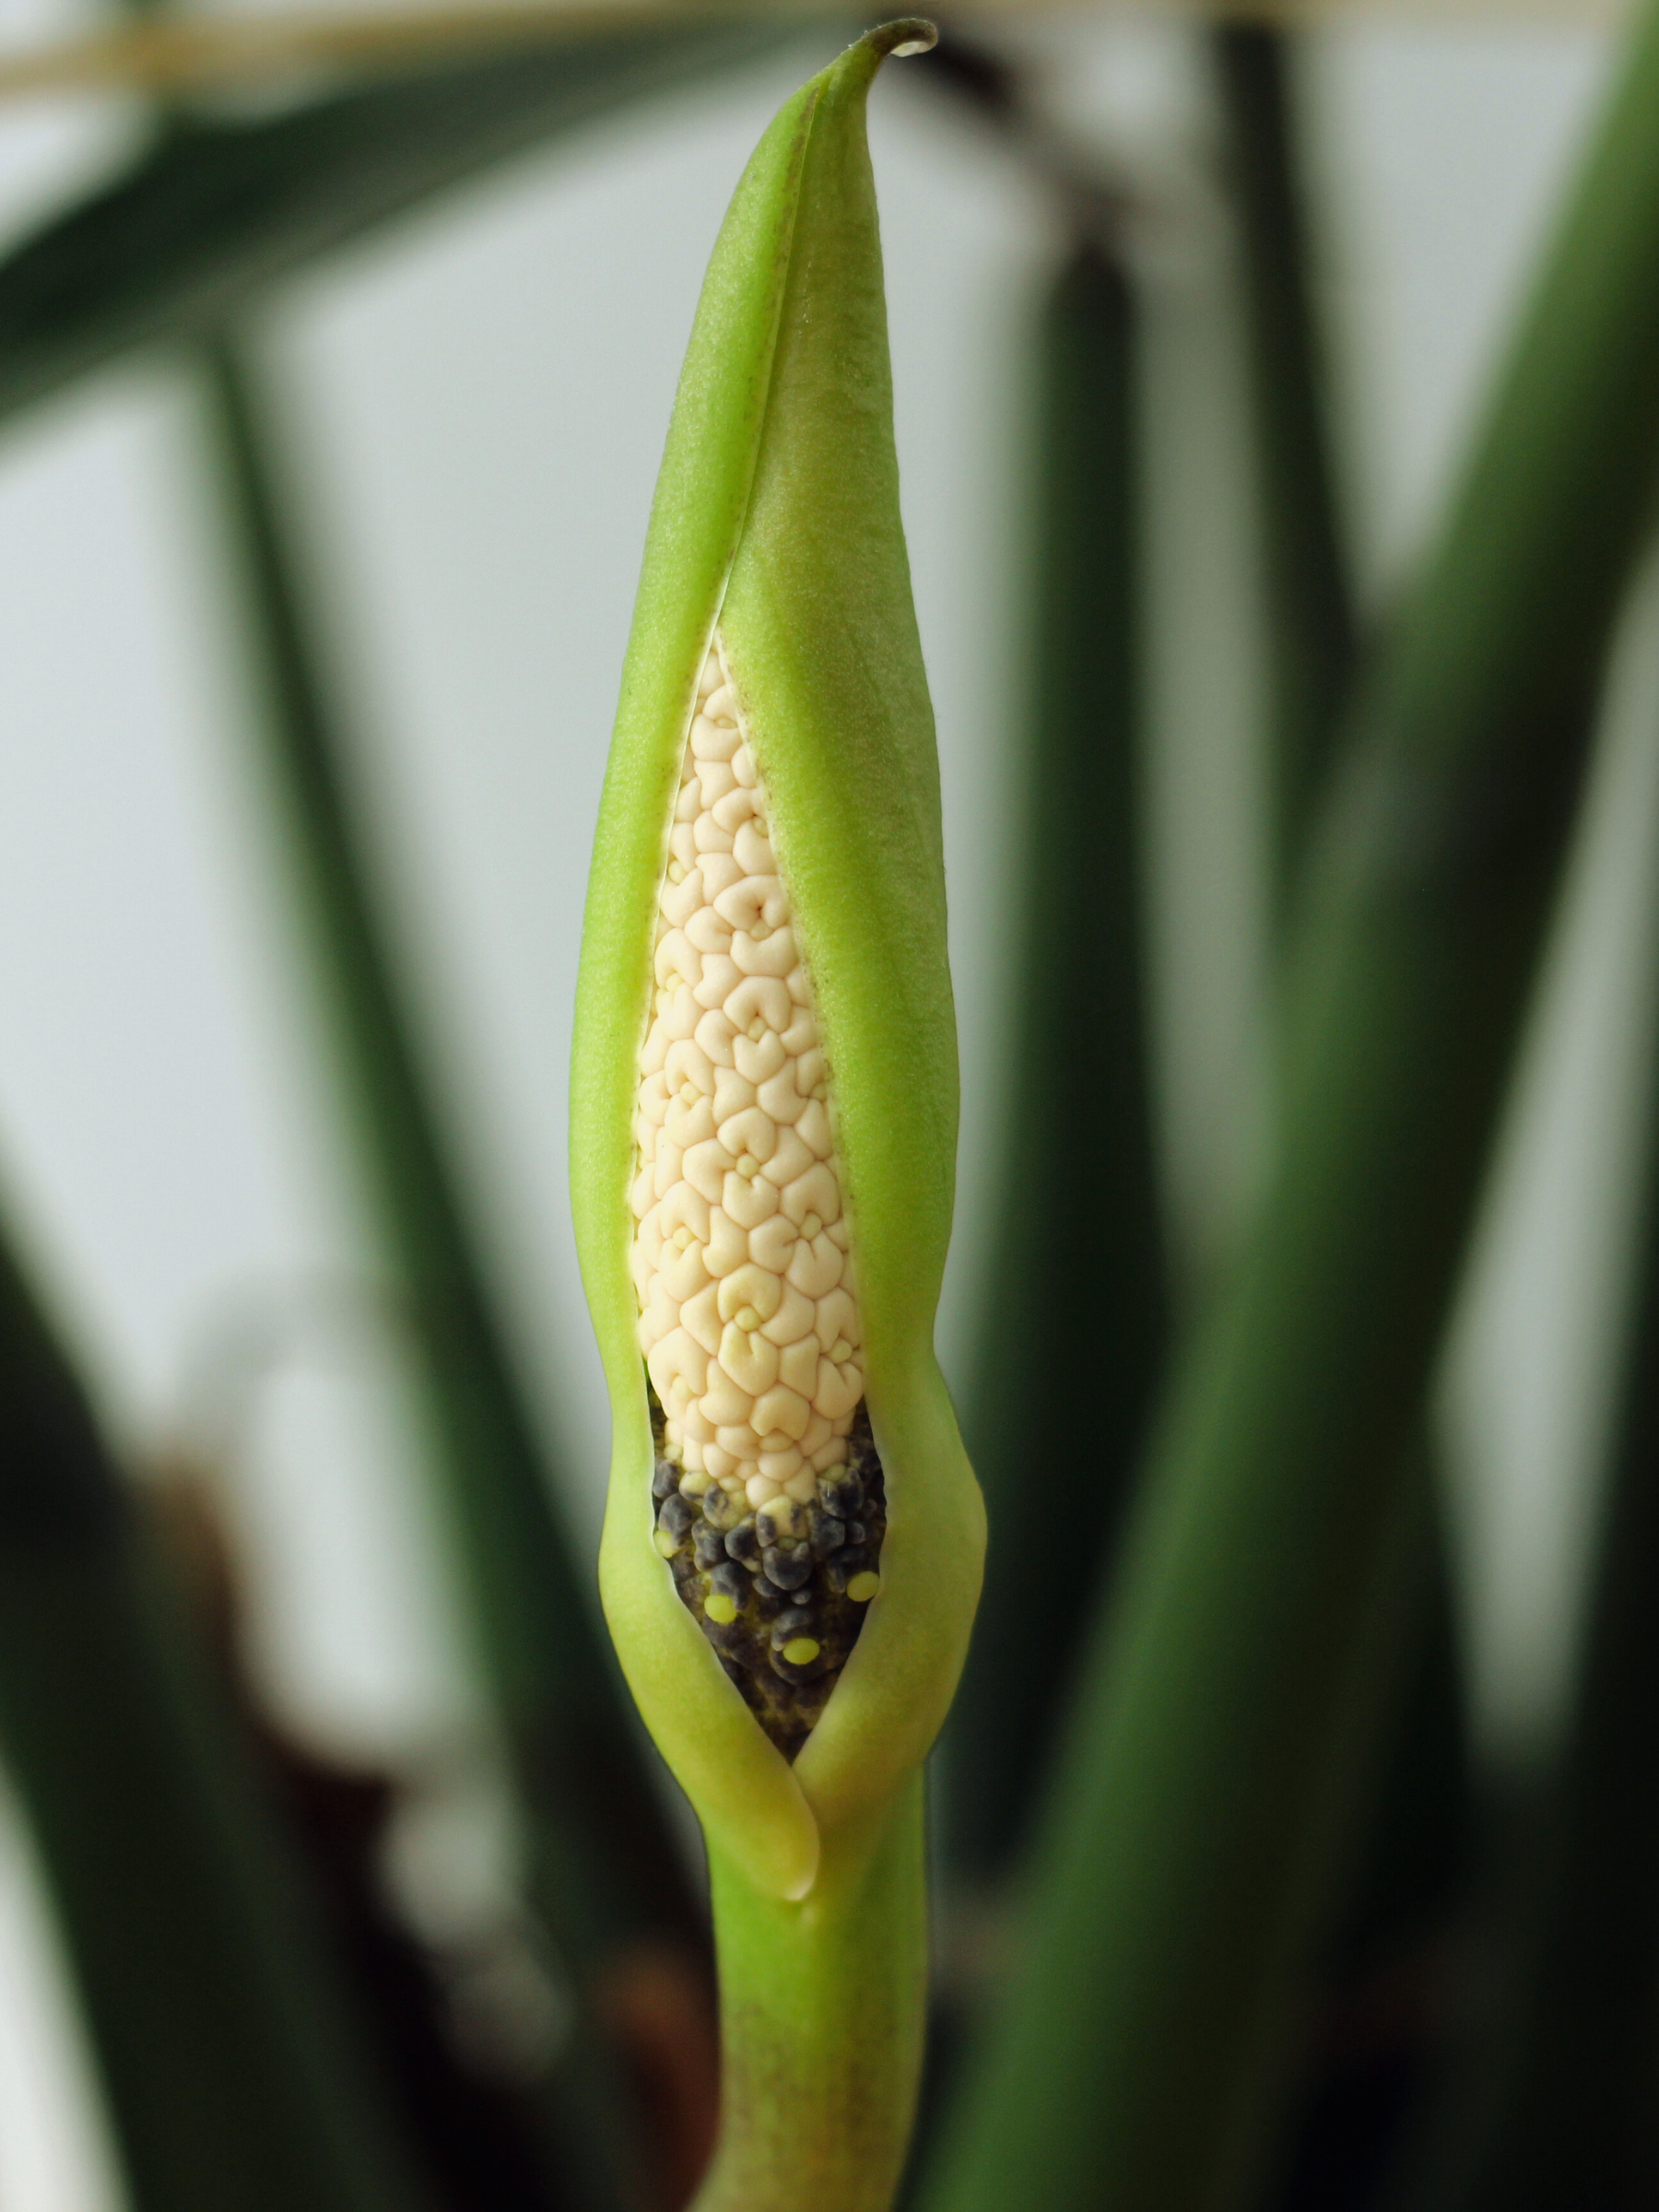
[[867, 18, 937, 59]]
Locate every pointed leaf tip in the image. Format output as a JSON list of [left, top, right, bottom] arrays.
[[869, 18, 937, 58]]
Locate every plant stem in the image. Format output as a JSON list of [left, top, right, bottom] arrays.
[[1411, 970, 1659, 2212], [696, 1778, 927, 2212], [1214, 19, 1356, 910], [195, 335, 695, 2209], [1217, 34, 1475, 2201], [947, 235, 1167, 1883], [197, 333, 690, 1948]]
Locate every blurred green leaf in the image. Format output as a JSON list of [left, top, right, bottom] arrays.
[[917, 4, 1659, 2208], [1406, 966, 1659, 2212], [1216, 36, 1473, 2206], [195, 335, 689, 2208], [946, 237, 1169, 1884], [0, 21, 792, 433], [0, 1230, 431, 2212], [1215, 21, 1357, 904]]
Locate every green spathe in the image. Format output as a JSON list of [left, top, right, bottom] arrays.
[[570, 20, 982, 1902]]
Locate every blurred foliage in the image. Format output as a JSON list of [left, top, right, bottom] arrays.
[[0, 1221, 430, 2212], [1401, 1083, 1659, 2212], [1215, 21, 1357, 903], [946, 235, 1168, 1888], [194, 331, 692, 2212], [0, 24, 788, 432], [0, 9, 1653, 2212]]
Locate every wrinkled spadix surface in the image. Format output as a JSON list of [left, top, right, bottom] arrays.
[[571, 19, 984, 1901], [637, 637, 888, 1759], [635, 644, 865, 1504]]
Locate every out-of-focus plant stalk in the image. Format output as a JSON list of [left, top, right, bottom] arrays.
[[1215, 20, 1356, 904], [1411, 961, 1659, 2212], [0, 1228, 430, 2212], [194, 335, 688, 2209], [0, 4, 759, 99], [947, 233, 1168, 1884], [917, 3, 1659, 2206], [1218, 31, 1474, 2201]]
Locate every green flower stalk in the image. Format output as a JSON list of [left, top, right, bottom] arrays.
[[570, 22, 983, 2206]]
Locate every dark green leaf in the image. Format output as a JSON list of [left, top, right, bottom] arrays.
[[1411, 1006, 1659, 2212], [1216, 41, 1473, 2205], [1215, 21, 1358, 909], [945, 240, 1169, 1884], [194, 337, 698, 2210]]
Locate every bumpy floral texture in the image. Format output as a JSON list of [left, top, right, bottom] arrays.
[[629, 640, 863, 1512]]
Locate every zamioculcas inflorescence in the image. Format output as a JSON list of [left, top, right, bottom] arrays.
[[570, 21, 984, 2209]]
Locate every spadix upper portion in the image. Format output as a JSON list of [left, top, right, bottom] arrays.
[[631, 640, 864, 1514]]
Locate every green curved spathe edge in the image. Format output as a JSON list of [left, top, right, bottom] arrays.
[[570, 18, 984, 1902]]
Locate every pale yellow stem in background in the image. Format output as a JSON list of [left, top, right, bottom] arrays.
[[0, 0, 1630, 108]]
